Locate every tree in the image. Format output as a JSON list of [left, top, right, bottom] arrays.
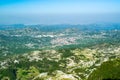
[[17, 66, 40, 80]]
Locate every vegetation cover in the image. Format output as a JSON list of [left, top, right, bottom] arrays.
[[0, 24, 120, 80]]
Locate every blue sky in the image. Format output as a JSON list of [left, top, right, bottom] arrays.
[[0, 0, 120, 24]]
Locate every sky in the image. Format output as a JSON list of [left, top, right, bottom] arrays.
[[0, 0, 120, 24]]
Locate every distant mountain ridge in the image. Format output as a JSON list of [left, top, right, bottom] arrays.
[[0, 23, 120, 31]]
